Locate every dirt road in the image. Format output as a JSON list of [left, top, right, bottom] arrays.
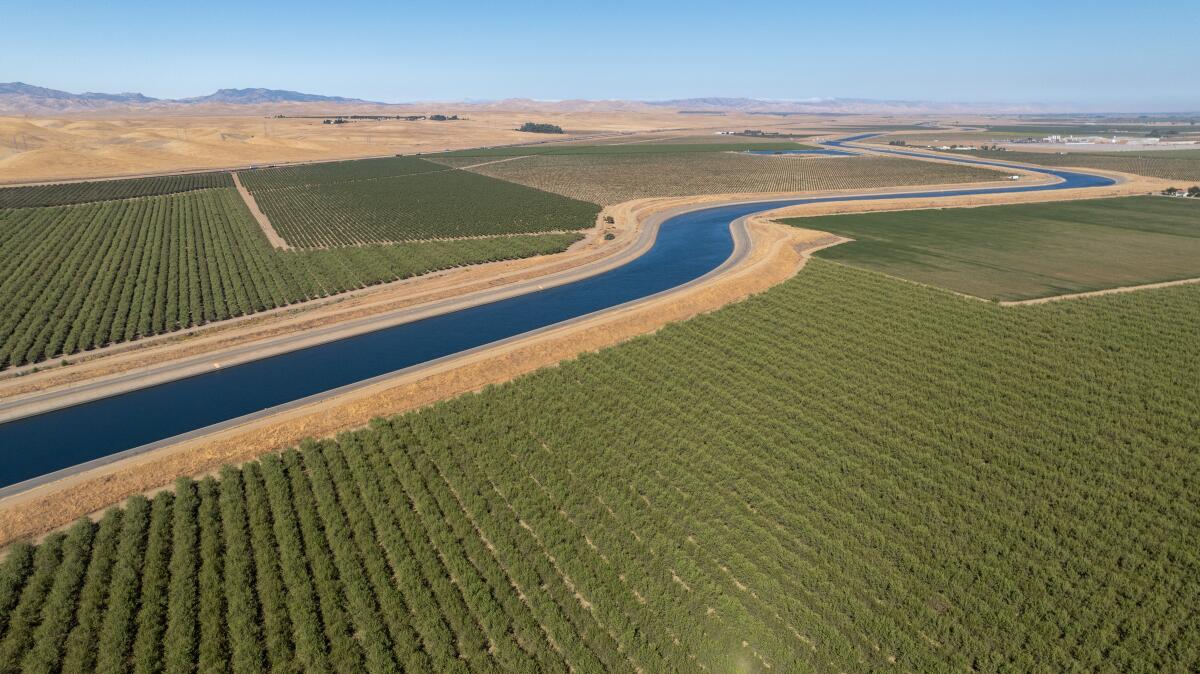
[[232, 171, 289, 249]]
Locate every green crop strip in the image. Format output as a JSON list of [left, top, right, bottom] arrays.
[[0, 172, 233, 209]]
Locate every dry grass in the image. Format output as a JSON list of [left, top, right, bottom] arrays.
[[0, 109, 793, 184]]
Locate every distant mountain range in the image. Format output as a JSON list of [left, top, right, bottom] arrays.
[[0, 82, 1057, 115], [470, 96, 1056, 115], [179, 88, 379, 105], [0, 82, 160, 110], [0, 83, 383, 113]]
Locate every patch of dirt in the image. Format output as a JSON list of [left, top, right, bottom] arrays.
[[232, 171, 289, 249]]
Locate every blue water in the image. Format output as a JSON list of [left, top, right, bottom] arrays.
[[0, 142, 1115, 489], [744, 149, 856, 156]]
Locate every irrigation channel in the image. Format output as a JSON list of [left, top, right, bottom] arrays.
[[0, 137, 1115, 495]]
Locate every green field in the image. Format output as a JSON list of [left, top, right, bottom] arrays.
[[236, 156, 444, 192], [239, 157, 600, 247], [795, 196, 1200, 300], [1, 260, 1196, 672], [0, 172, 233, 209], [868, 130, 1045, 144], [442, 152, 1007, 205], [0, 189, 580, 369], [951, 148, 1200, 182]]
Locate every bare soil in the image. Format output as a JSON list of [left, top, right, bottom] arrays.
[[232, 171, 289, 249]]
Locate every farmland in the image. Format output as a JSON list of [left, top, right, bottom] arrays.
[[982, 123, 1198, 136], [640, 133, 817, 144], [435, 141, 823, 157], [235, 156, 447, 192], [1, 260, 1196, 672], [949, 148, 1200, 182], [245, 162, 600, 248], [445, 152, 1008, 205], [0, 188, 580, 369], [0, 172, 233, 209], [795, 196, 1200, 300], [867, 130, 1046, 145]]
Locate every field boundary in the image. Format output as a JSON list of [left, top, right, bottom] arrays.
[[999, 277, 1200, 305], [232, 171, 289, 249]]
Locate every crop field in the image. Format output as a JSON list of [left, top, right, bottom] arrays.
[[649, 133, 818, 144], [0, 172, 233, 209], [983, 124, 1198, 136], [433, 141, 821, 157], [236, 156, 447, 192], [0, 189, 580, 369], [867, 131, 1044, 144], [950, 149, 1200, 182], [248, 167, 600, 248], [795, 196, 1200, 300], [545, 134, 819, 148], [447, 152, 1007, 205], [1, 260, 1196, 672]]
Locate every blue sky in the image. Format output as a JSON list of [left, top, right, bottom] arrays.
[[4, 0, 1196, 110]]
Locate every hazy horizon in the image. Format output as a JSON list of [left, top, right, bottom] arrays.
[[7, 82, 1200, 115]]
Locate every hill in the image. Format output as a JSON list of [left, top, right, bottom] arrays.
[[0, 82, 1053, 116], [0, 82, 158, 113], [179, 88, 380, 105], [0, 83, 379, 114]]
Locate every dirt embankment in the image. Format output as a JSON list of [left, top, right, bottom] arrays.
[[0, 171, 1071, 405], [0, 207, 635, 401], [0, 194, 825, 547], [0, 166, 1171, 548]]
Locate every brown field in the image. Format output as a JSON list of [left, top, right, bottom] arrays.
[[0, 108, 765, 184], [435, 152, 1011, 204], [0, 107, 1010, 185]]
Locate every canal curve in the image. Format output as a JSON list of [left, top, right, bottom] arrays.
[[0, 139, 1116, 494]]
